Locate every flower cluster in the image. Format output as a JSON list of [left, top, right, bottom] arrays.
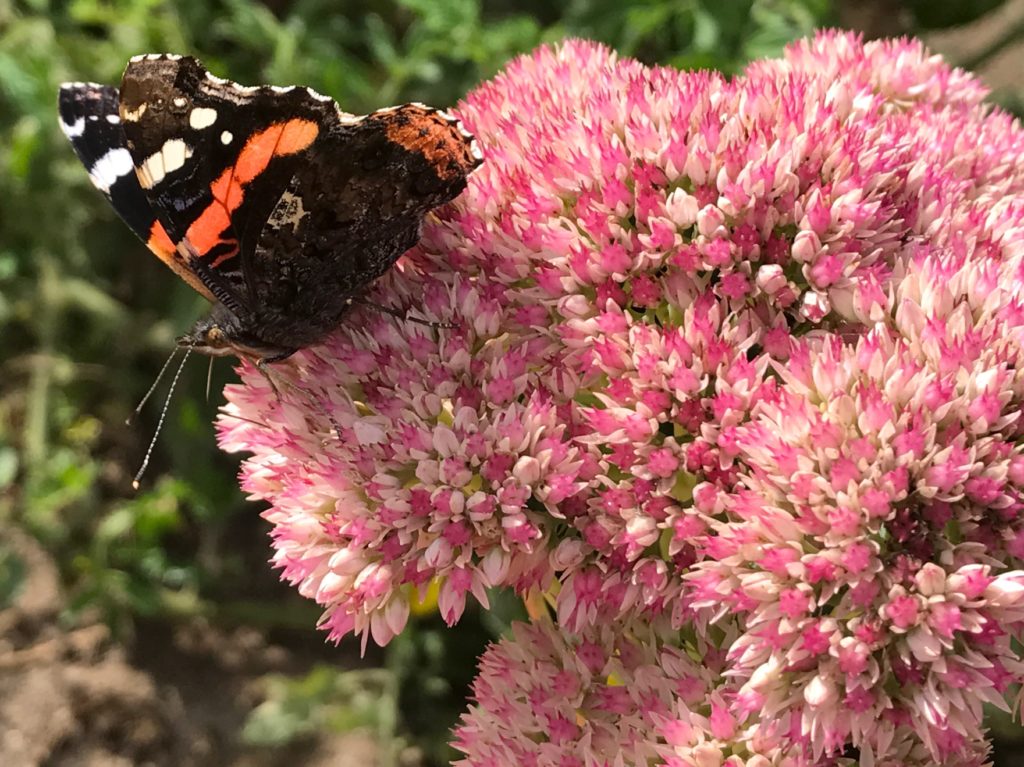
[[453, 619, 991, 767], [218, 30, 1024, 765]]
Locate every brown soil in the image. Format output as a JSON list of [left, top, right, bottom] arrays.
[[0, 529, 380, 767]]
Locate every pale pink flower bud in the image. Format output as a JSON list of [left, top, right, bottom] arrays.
[[803, 674, 837, 707], [914, 562, 947, 596], [755, 264, 786, 295]]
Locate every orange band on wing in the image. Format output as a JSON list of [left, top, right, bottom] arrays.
[[147, 221, 176, 257], [146, 220, 215, 301], [185, 118, 320, 260]]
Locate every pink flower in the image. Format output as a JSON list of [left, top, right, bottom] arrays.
[[216, 30, 1024, 764], [453, 619, 990, 767], [452, 620, 746, 767], [689, 329, 1024, 761]]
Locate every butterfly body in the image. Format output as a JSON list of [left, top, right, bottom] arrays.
[[60, 54, 481, 362]]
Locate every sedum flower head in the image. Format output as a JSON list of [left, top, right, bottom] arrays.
[[452, 619, 990, 767], [219, 30, 1024, 763]]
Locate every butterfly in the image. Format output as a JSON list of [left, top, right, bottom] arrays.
[[59, 54, 482, 364]]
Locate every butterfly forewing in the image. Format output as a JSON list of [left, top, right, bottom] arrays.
[[58, 81, 214, 301], [117, 54, 346, 311]]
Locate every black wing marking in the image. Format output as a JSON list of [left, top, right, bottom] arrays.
[[58, 82, 157, 243], [58, 81, 215, 300]]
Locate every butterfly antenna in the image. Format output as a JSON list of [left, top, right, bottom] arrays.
[[126, 346, 180, 426], [132, 346, 193, 490], [351, 296, 456, 329]]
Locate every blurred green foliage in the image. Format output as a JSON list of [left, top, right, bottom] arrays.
[[243, 665, 399, 749], [3, 0, 1023, 763]]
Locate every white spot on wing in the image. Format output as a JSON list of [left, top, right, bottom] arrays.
[[220, 131, 233, 145], [106, 114, 120, 124], [137, 153, 163, 190], [132, 53, 177, 62], [133, 52, 181, 62], [137, 139, 192, 189], [268, 190, 307, 233], [89, 147, 134, 193], [173, 97, 187, 108], [62, 116, 85, 138], [189, 107, 218, 129], [161, 139, 190, 173], [122, 102, 147, 122]]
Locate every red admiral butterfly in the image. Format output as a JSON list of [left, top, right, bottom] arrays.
[[59, 54, 482, 364]]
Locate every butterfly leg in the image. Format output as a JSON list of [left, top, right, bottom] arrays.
[[351, 296, 456, 329], [254, 357, 342, 441], [258, 349, 298, 365], [243, 350, 297, 406], [253, 357, 285, 401]]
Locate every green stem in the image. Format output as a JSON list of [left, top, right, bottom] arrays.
[[21, 255, 59, 509]]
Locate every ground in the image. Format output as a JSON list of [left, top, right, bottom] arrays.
[[0, 530, 383, 767]]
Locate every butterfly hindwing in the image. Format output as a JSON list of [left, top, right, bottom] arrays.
[[234, 104, 482, 351], [248, 106, 476, 317]]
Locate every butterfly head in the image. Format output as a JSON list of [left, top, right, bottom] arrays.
[[177, 318, 233, 357], [178, 308, 293, 362]]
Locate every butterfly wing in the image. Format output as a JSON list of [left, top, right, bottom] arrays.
[[235, 104, 482, 350], [62, 55, 482, 358], [116, 54, 350, 316], [58, 81, 214, 301]]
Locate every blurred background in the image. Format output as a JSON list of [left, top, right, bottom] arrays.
[[2, 0, 1024, 764]]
